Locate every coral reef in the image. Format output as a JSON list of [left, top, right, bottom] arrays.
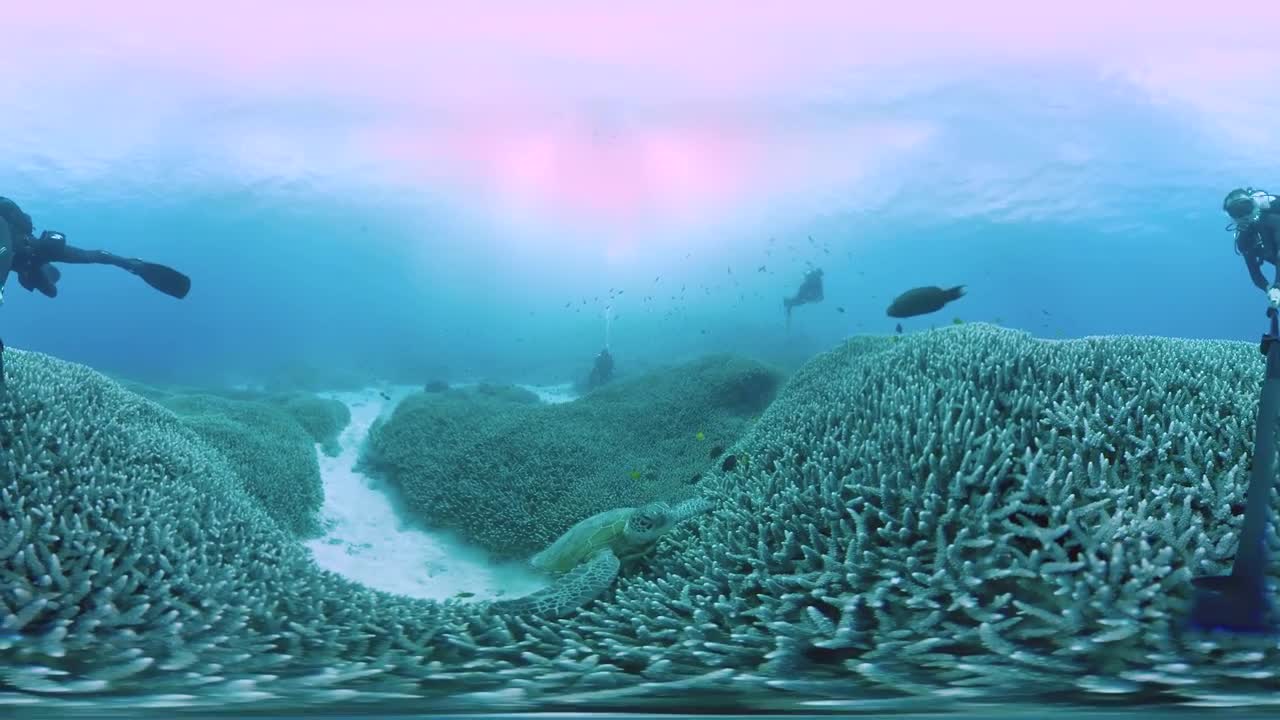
[[360, 355, 783, 560], [117, 382, 332, 537], [3, 326, 1280, 714]]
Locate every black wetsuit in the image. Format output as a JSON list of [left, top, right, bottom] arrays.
[[1236, 208, 1280, 290], [586, 348, 614, 390], [0, 196, 143, 298], [0, 196, 191, 388]]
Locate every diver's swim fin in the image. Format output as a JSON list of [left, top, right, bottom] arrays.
[[132, 261, 190, 299]]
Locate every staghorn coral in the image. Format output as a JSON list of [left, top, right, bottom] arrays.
[[152, 392, 327, 538], [270, 392, 351, 457], [622, 324, 1280, 705], [5, 326, 1280, 715], [117, 381, 347, 508], [360, 355, 782, 560]]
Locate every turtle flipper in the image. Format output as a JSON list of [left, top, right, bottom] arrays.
[[669, 496, 714, 523], [491, 548, 622, 618]]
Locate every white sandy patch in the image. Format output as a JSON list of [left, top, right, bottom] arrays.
[[517, 382, 578, 404], [303, 385, 549, 602]]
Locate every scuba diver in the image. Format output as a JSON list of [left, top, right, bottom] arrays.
[[1186, 187, 1280, 635], [585, 347, 614, 391], [783, 268, 823, 325], [0, 196, 191, 388], [1225, 187, 1280, 302]]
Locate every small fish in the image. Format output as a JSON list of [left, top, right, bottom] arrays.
[[708, 444, 724, 459], [886, 285, 966, 318], [952, 317, 963, 325], [379, 391, 391, 400], [630, 470, 642, 480], [453, 591, 475, 599], [895, 323, 903, 334], [758, 265, 766, 272], [696, 431, 705, 441], [836, 306, 845, 313]]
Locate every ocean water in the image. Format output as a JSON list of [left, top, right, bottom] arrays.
[[7, 4, 1280, 719]]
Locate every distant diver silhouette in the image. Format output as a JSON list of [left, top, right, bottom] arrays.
[[783, 268, 823, 325]]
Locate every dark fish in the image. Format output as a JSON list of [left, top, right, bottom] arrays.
[[687, 472, 702, 484], [895, 323, 903, 334], [836, 306, 845, 313], [886, 285, 965, 318], [757, 265, 766, 272], [721, 454, 738, 472], [379, 391, 391, 400], [708, 444, 724, 459]]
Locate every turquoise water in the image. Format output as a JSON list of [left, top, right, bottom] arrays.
[[6, 7, 1280, 718]]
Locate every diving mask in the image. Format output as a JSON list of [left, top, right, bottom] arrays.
[[1227, 189, 1275, 226]]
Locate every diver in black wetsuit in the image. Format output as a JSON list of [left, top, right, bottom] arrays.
[[783, 268, 823, 325], [1226, 187, 1280, 305], [0, 197, 191, 302], [585, 348, 614, 390], [0, 196, 191, 388], [1187, 187, 1280, 635]]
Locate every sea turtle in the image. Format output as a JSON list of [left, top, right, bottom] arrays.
[[490, 496, 714, 618]]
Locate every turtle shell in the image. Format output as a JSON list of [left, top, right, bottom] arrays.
[[530, 507, 632, 573]]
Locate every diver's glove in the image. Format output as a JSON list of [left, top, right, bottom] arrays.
[[1268, 284, 1280, 308]]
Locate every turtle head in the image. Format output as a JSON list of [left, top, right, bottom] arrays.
[[625, 502, 674, 543]]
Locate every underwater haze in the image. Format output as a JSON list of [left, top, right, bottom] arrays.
[[6, 2, 1280, 719]]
